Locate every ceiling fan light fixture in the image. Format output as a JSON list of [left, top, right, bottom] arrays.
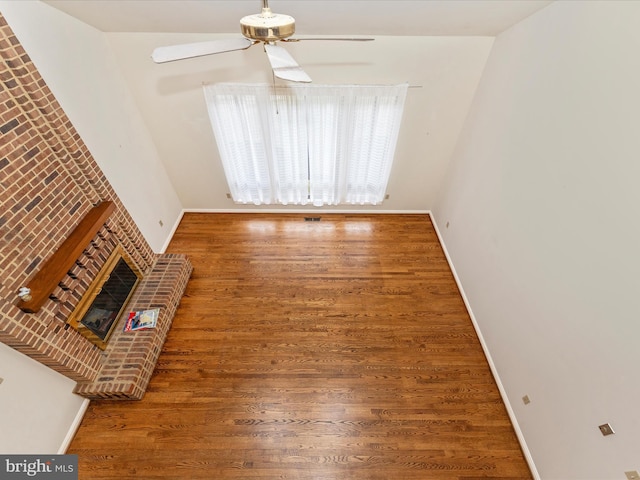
[[240, 8, 296, 42], [152, 0, 372, 82]]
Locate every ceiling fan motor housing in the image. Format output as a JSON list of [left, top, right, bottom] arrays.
[[240, 8, 295, 42]]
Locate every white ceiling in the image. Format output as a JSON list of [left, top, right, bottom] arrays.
[[43, 0, 552, 36]]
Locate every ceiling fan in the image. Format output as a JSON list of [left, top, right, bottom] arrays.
[[151, 0, 373, 83]]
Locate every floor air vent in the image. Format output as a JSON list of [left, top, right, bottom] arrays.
[[304, 217, 321, 222]]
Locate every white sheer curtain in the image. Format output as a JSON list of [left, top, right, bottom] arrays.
[[203, 83, 408, 206]]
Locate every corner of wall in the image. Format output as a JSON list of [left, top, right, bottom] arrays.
[[427, 210, 540, 480], [58, 398, 90, 454], [158, 209, 185, 254]]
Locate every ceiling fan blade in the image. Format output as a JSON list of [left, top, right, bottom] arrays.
[[282, 38, 375, 42], [264, 43, 311, 83], [151, 38, 253, 64]]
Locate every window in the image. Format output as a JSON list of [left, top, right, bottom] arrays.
[[203, 83, 408, 206]]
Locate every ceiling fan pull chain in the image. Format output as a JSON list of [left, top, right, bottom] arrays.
[[272, 70, 280, 115]]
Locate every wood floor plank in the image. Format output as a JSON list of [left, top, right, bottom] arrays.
[[68, 214, 532, 479]]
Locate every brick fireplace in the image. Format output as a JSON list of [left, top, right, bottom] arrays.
[[0, 14, 191, 399]]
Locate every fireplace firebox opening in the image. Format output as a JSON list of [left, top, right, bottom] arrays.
[[67, 245, 142, 349]]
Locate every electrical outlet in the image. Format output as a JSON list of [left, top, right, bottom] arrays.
[[598, 423, 615, 436], [522, 395, 531, 405], [625, 471, 640, 480]]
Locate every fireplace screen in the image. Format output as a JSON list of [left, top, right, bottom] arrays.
[[68, 246, 142, 349]]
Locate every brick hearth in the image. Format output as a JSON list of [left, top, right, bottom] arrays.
[[75, 254, 192, 400]]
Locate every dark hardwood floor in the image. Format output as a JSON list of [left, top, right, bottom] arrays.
[[68, 213, 532, 479]]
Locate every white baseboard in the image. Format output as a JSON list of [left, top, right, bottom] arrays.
[[428, 211, 540, 480], [182, 208, 430, 214], [58, 398, 90, 454]]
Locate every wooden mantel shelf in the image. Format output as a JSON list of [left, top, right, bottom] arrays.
[[18, 201, 115, 313]]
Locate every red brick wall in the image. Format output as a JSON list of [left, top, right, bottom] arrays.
[[0, 14, 157, 382]]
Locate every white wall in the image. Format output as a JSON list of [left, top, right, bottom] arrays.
[[105, 33, 493, 211], [434, 1, 640, 478], [0, 0, 183, 252], [0, 342, 87, 453]]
